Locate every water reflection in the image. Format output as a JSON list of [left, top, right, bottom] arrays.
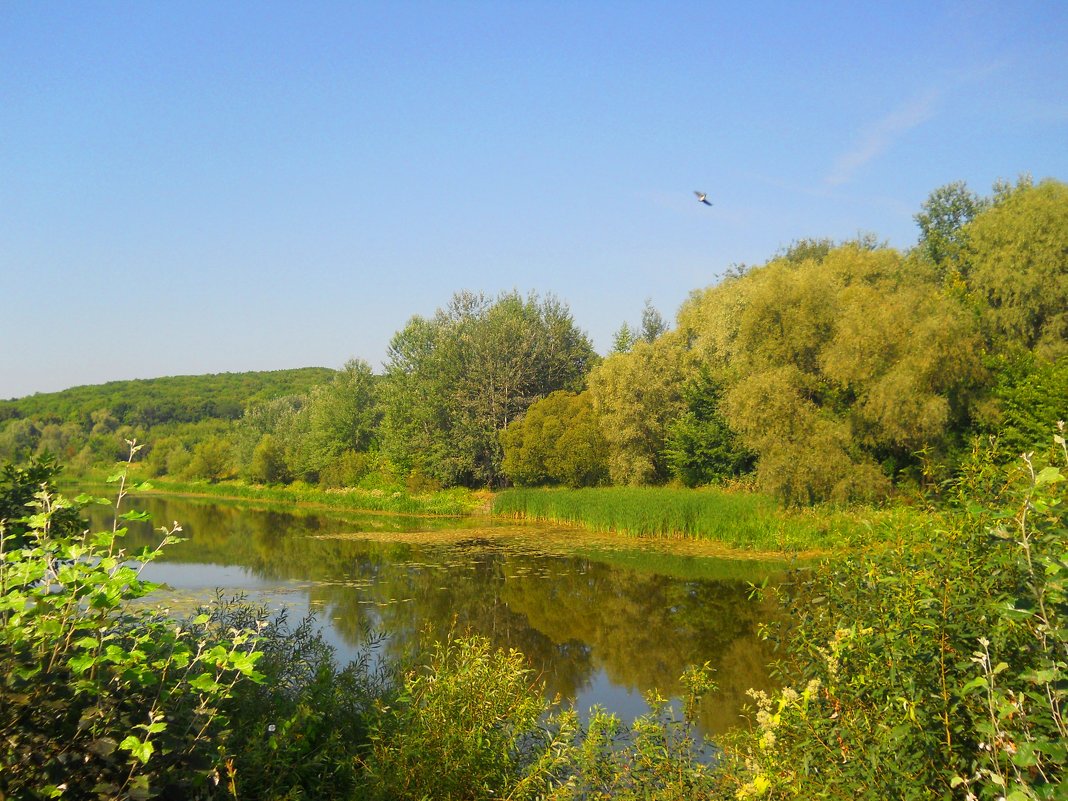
[[87, 493, 783, 734]]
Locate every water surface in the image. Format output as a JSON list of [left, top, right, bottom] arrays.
[[89, 493, 786, 734]]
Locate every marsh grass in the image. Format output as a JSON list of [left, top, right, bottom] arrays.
[[492, 486, 919, 551]]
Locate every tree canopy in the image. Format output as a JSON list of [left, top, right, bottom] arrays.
[[381, 291, 597, 487]]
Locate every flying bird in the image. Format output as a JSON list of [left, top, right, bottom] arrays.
[[694, 191, 713, 206]]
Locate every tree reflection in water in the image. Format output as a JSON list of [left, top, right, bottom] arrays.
[[92, 494, 784, 734]]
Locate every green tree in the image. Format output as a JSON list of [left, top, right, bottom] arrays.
[[610, 322, 637, 355], [914, 180, 987, 275], [0, 418, 39, 462], [302, 359, 380, 481], [236, 395, 310, 481], [639, 298, 667, 343], [663, 368, 754, 487], [500, 390, 608, 488], [249, 434, 290, 485], [382, 291, 597, 487], [588, 334, 688, 485], [963, 178, 1068, 360], [185, 436, 234, 482], [0, 451, 267, 798], [682, 244, 984, 503], [973, 352, 1068, 458]]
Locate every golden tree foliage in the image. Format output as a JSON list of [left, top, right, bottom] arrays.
[[682, 245, 984, 503], [587, 334, 690, 485], [964, 178, 1068, 360]]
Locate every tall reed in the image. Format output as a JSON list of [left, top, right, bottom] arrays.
[[493, 486, 874, 551]]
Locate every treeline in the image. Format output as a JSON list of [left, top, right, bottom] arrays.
[[0, 368, 335, 471], [2, 177, 1065, 504]]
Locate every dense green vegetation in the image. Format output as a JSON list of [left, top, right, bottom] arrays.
[[492, 486, 900, 551], [135, 474, 482, 516], [0, 368, 335, 473], [2, 177, 1063, 512], [2, 426, 1063, 799]]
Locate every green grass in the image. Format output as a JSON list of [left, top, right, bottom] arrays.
[[492, 486, 923, 552], [128, 475, 482, 517]]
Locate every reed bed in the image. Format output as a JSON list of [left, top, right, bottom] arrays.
[[492, 486, 871, 551]]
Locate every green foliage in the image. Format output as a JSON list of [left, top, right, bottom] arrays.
[[718, 434, 1067, 799], [964, 178, 1068, 360], [610, 321, 637, 354], [144, 474, 481, 516], [0, 448, 266, 799], [381, 290, 597, 487], [249, 433, 290, 485], [492, 485, 883, 551], [0, 417, 42, 462], [663, 368, 755, 487], [588, 335, 689, 485], [775, 236, 834, 264], [317, 449, 372, 488], [0, 455, 82, 547], [0, 368, 335, 424], [185, 436, 235, 483], [974, 352, 1068, 459], [551, 679, 719, 800], [298, 359, 380, 482], [501, 390, 609, 488], [914, 180, 987, 275], [957, 436, 1067, 800], [359, 633, 577, 801], [639, 298, 668, 343], [219, 602, 387, 801], [681, 244, 984, 503]]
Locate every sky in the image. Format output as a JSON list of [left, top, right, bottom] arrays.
[[2, 1, 1066, 399]]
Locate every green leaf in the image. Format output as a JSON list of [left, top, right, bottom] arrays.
[[1035, 466, 1063, 486], [119, 735, 154, 764], [188, 673, 220, 693], [68, 653, 97, 675], [1011, 742, 1039, 767]]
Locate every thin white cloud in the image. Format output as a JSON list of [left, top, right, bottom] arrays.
[[826, 89, 941, 186]]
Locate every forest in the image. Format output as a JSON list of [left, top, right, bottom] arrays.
[[1, 177, 1065, 506]]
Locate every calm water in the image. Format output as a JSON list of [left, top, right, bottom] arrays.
[[88, 493, 785, 734]]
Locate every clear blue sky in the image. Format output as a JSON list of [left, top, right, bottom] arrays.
[[2, 1, 1066, 399]]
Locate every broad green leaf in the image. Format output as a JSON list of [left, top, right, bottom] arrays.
[[1035, 466, 1063, 486], [119, 735, 154, 764], [68, 653, 96, 674]]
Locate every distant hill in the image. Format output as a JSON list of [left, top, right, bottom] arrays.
[[0, 368, 337, 427]]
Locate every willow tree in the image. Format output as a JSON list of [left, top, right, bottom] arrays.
[[499, 390, 608, 488], [963, 178, 1068, 361], [587, 333, 689, 485], [682, 244, 984, 503], [381, 291, 596, 487]]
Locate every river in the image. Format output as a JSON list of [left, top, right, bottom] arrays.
[[87, 492, 787, 735]]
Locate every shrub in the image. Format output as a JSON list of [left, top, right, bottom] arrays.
[[358, 634, 577, 801], [718, 429, 1067, 799], [0, 444, 265, 799]]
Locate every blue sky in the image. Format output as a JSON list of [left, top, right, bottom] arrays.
[[2, 1, 1066, 399]]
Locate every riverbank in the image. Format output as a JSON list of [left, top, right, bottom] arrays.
[[69, 468, 931, 554], [68, 470, 486, 517], [493, 485, 916, 551]]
